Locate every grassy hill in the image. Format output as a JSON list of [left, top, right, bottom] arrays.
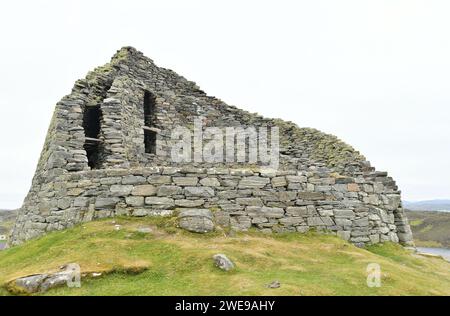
[[406, 210, 450, 248], [0, 216, 449, 296]]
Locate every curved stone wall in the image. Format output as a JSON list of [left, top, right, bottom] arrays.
[[10, 166, 412, 247], [9, 47, 413, 247]]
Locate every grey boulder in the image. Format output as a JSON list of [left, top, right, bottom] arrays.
[[213, 254, 235, 271], [12, 263, 80, 294], [178, 209, 214, 233]]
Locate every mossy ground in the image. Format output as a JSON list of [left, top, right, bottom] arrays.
[[0, 217, 449, 296]]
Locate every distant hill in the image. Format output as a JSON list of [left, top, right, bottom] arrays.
[[406, 210, 450, 248], [0, 209, 18, 236], [403, 200, 450, 212]]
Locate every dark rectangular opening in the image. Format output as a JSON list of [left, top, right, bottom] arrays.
[[143, 90, 157, 154], [144, 90, 156, 127], [83, 105, 104, 169], [144, 130, 157, 154]]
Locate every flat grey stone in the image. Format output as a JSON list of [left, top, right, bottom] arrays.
[[14, 274, 49, 293], [184, 187, 215, 198], [131, 185, 157, 196]]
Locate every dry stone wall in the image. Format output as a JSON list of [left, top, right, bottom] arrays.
[[10, 47, 413, 247], [11, 165, 411, 247]]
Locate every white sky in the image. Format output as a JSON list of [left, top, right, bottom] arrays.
[[0, 0, 449, 209]]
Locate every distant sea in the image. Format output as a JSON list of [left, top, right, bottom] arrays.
[[403, 200, 450, 212], [417, 247, 450, 262]]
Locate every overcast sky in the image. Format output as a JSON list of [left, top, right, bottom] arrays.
[[0, 0, 449, 209]]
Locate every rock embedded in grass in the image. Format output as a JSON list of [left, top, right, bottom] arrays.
[[13, 274, 49, 293], [213, 254, 235, 271], [267, 280, 281, 289], [11, 263, 80, 294], [137, 227, 153, 234], [178, 209, 214, 233]]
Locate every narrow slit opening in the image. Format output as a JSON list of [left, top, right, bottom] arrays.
[[144, 90, 157, 154], [144, 130, 157, 154], [83, 105, 104, 169]]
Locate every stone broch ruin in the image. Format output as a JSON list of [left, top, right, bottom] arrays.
[[10, 47, 413, 247]]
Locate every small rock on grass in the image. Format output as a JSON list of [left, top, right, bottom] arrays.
[[213, 254, 235, 271], [137, 227, 153, 234], [267, 280, 281, 289]]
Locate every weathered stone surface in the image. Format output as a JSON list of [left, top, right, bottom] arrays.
[[247, 206, 285, 218], [110, 185, 133, 196], [278, 191, 297, 202], [267, 280, 281, 289], [175, 199, 205, 207], [145, 197, 175, 208], [220, 203, 245, 212], [364, 194, 380, 205], [384, 194, 401, 211], [125, 196, 145, 207], [279, 217, 304, 226], [369, 234, 380, 244], [157, 185, 182, 196], [230, 216, 252, 230], [271, 176, 287, 188], [172, 177, 198, 186], [230, 169, 254, 176], [122, 176, 146, 185], [235, 198, 263, 206], [347, 183, 360, 192], [238, 176, 270, 189], [13, 274, 49, 293], [213, 254, 235, 271], [131, 185, 157, 196], [354, 218, 369, 227], [297, 192, 326, 201], [147, 176, 171, 185], [184, 186, 215, 198], [178, 209, 214, 233], [286, 207, 308, 217], [337, 230, 351, 241], [199, 177, 221, 187], [307, 216, 334, 226], [73, 197, 89, 208], [95, 198, 119, 209], [335, 218, 352, 226], [286, 175, 306, 183], [334, 210, 355, 218], [12, 264, 80, 294]]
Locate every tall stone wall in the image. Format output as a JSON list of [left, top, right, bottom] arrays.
[[9, 47, 413, 246], [10, 165, 412, 247]]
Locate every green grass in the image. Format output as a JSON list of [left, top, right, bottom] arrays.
[[0, 217, 449, 296], [409, 219, 423, 227]]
